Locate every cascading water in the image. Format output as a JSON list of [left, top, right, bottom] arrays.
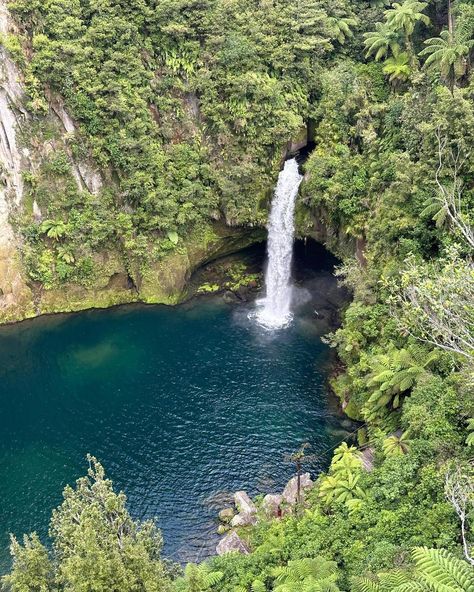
[[256, 157, 303, 329]]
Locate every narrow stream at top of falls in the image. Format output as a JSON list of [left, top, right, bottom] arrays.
[[256, 158, 303, 329]]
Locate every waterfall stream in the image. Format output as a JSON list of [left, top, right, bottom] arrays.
[[256, 158, 303, 329]]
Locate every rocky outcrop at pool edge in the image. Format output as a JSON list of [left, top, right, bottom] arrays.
[[216, 473, 315, 554], [216, 531, 250, 556]]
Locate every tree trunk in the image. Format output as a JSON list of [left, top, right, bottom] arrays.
[[448, 0, 454, 36]]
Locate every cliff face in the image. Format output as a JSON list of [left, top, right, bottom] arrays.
[[0, 2, 272, 324], [0, 0, 33, 321], [0, 0, 327, 325]]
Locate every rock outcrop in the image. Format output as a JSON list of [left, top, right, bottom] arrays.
[[234, 491, 257, 515], [218, 507, 235, 523], [230, 512, 257, 527], [262, 493, 283, 517], [230, 490, 258, 527], [216, 473, 315, 553], [282, 472, 314, 505], [0, 0, 34, 321], [216, 531, 250, 556]]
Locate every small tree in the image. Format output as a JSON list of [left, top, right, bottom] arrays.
[[385, 0, 430, 59], [3, 455, 171, 592], [445, 469, 474, 566], [394, 250, 474, 366], [420, 31, 472, 92], [364, 23, 401, 61], [284, 443, 315, 511]]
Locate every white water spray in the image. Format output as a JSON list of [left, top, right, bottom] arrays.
[[256, 158, 303, 329]]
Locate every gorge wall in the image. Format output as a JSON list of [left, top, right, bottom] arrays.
[[0, 1, 275, 324], [0, 1, 357, 325]]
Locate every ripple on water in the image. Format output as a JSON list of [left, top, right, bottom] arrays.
[[0, 297, 344, 570]]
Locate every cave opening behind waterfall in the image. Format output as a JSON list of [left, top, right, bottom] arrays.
[[192, 237, 348, 334]]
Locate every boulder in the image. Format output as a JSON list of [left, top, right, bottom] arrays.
[[234, 491, 257, 515], [262, 493, 283, 517], [218, 507, 235, 523], [282, 473, 314, 505], [230, 512, 257, 527], [361, 447, 375, 472], [216, 531, 250, 556]]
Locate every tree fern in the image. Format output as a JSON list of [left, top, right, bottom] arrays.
[[383, 431, 412, 457], [352, 576, 383, 592], [273, 557, 340, 592], [252, 580, 267, 592], [378, 570, 413, 589], [412, 547, 474, 592], [176, 563, 224, 592]]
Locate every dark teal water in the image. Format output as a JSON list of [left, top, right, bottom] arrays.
[[0, 248, 345, 571]]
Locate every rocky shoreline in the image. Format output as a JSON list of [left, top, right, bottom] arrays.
[[215, 472, 315, 556]]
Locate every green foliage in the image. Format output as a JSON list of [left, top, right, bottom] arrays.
[[465, 419, 474, 448], [353, 547, 474, 592], [412, 547, 474, 592], [197, 283, 220, 294], [384, 2, 430, 39], [364, 24, 401, 61], [363, 345, 438, 422], [318, 443, 366, 511], [383, 50, 412, 84], [2, 455, 171, 592], [39, 219, 69, 241], [174, 563, 223, 592], [382, 431, 412, 457], [272, 557, 340, 592], [420, 31, 472, 90]]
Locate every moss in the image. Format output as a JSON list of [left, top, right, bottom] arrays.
[[0, 221, 266, 324], [294, 200, 314, 238], [39, 285, 138, 315], [344, 398, 363, 421]]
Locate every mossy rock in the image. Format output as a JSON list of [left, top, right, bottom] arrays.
[[344, 398, 363, 421]]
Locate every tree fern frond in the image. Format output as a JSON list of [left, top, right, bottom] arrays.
[[413, 547, 474, 592], [252, 579, 266, 592], [351, 576, 382, 592]]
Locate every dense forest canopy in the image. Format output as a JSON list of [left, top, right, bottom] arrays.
[[1, 0, 474, 590]]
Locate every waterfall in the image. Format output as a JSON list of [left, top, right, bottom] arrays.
[[256, 158, 303, 329]]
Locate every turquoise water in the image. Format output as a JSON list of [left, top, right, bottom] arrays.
[[0, 245, 346, 570]]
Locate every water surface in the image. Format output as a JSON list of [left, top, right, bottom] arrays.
[[0, 243, 346, 570]]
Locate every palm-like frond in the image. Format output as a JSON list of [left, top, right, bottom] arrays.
[[420, 31, 471, 84], [329, 17, 358, 44], [383, 431, 412, 457], [385, 1, 430, 37], [252, 579, 267, 592], [378, 570, 413, 589], [273, 558, 340, 592], [412, 547, 474, 592], [181, 563, 224, 591], [364, 23, 401, 61], [351, 576, 382, 592]]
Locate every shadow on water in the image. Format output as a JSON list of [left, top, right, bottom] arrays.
[[0, 239, 351, 570]]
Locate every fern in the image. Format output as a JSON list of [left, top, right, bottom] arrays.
[[273, 558, 340, 592], [412, 547, 474, 592], [352, 576, 383, 592], [466, 419, 474, 447]]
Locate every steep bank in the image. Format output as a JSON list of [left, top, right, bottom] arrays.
[[0, 0, 33, 321], [0, 0, 332, 325]]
